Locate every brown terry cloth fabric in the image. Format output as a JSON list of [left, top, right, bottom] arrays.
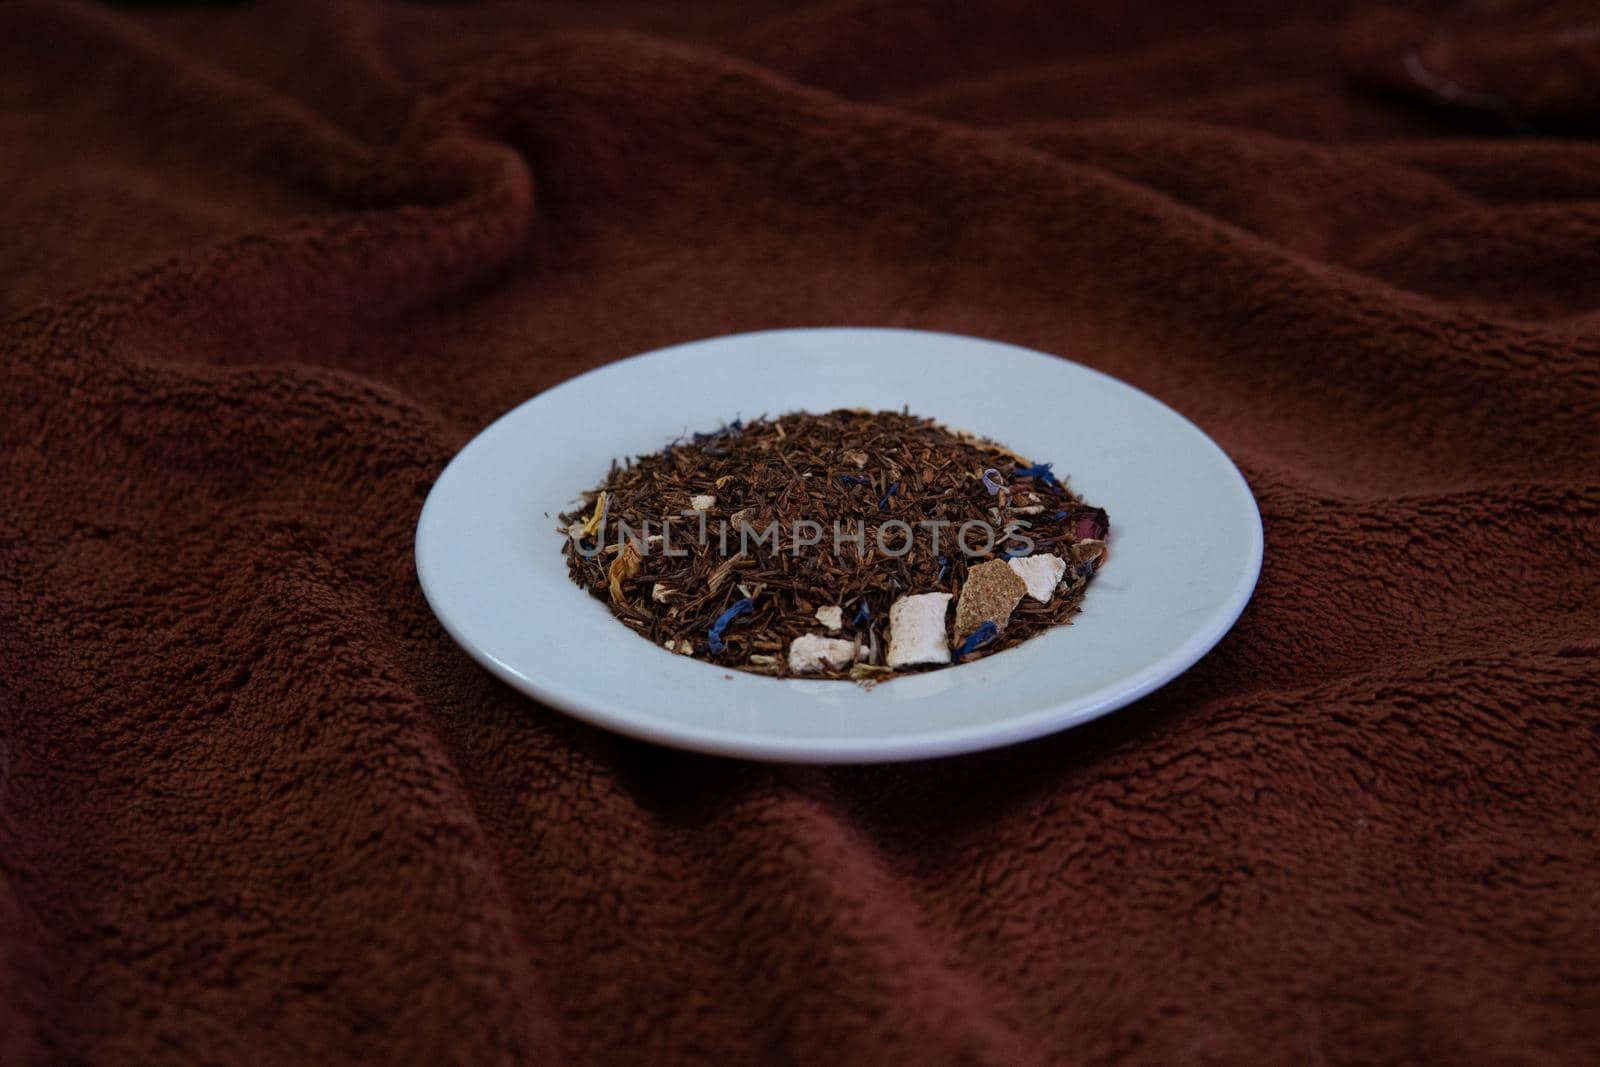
[[1, 1, 1598, 1063]]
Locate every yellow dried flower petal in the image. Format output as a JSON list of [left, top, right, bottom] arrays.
[[579, 490, 608, 538], [608, 540, 641, 604]]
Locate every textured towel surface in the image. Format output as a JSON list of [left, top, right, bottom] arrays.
[[2, 1, 1599, 1063]]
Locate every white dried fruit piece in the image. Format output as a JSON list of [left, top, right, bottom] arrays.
[[1007, 554, 1067, 603], [661, 638, 692, 654], [689, 494, 716, 511], [886, 592, 952, 669], [651, 583, 676, 603], [954, 559, 1027, 638], [814, 605, 844, 631], [787, 634, 862, 673]]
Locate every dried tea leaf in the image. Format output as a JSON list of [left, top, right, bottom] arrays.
[[709, 555, 751, 592], [1071, 539, 1108, 566]]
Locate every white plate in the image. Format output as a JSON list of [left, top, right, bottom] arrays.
[[416, 328, 1261, 763]]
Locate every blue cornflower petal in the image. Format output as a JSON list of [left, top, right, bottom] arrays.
[[706, 598, 754, 654], [952, 621, 999, 661], [1014, 462, 1060, 490]]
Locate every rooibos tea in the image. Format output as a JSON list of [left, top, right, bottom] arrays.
[[559, 410, 1108, 682]]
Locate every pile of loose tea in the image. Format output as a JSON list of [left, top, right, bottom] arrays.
[[558, 410, 1108, 683]]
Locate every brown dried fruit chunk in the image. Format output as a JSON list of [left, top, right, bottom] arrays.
[[954, 559, 1027, 639]]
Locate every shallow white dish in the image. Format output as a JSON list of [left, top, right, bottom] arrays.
[[416, 328, 1261, 763]]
